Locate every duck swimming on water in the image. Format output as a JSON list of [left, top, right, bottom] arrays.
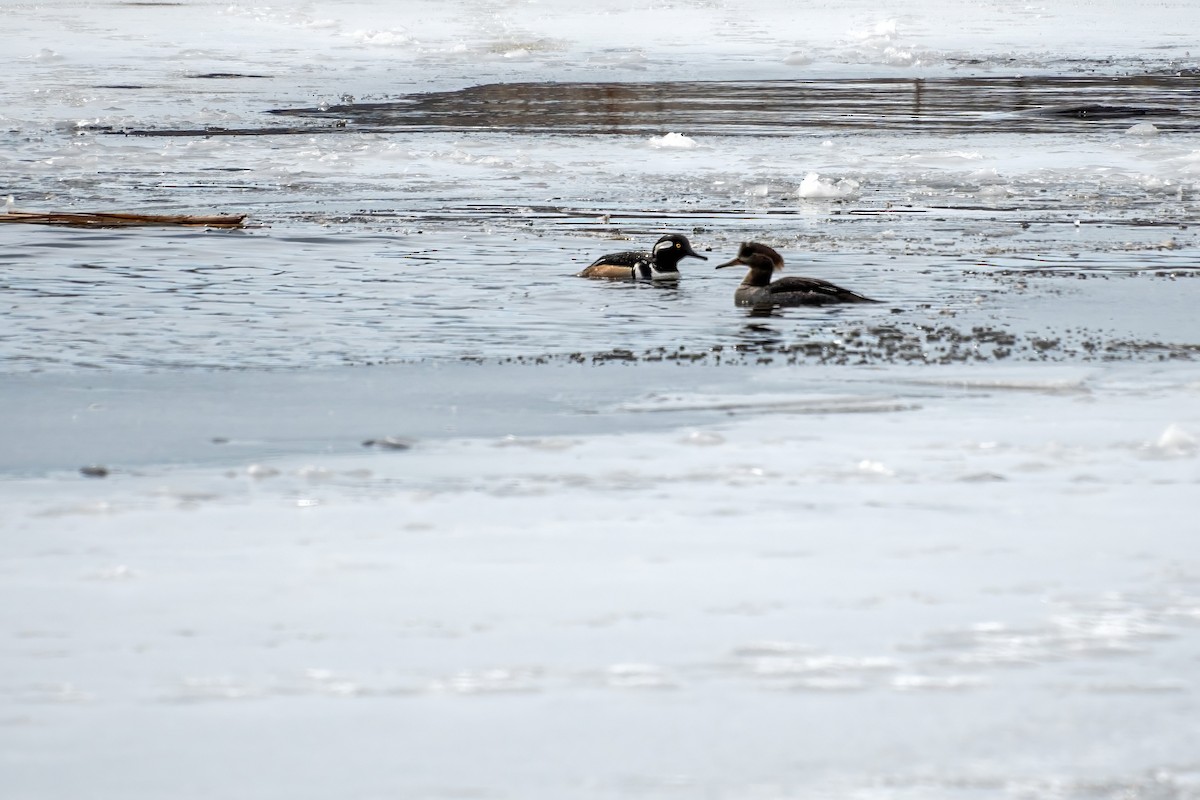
[[577, 233, 707, 281], [716, 242, 879, 307]]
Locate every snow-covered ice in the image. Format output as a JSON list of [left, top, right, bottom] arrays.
[[4, 363, 1200, 798]]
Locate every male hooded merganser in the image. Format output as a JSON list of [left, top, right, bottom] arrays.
[[577, 233, 707, 281], [716, 242, 879, 306]]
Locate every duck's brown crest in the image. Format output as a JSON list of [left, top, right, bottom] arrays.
[[737, 242, 785, 271]]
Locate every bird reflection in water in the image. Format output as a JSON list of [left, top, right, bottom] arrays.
[[736, 321, 784, 350]]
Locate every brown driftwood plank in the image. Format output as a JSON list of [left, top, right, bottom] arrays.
[[0, 211, 247, 228]]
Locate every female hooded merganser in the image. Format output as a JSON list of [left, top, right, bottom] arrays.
[[577, 233, 707, 281], [716, 242, 879, 306]]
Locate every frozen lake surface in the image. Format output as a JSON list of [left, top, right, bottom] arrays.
[[2, 1, 1200, 798]]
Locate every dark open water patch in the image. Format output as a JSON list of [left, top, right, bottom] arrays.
[[114, 76, 1200, 137], [188, 73, 272, 80]]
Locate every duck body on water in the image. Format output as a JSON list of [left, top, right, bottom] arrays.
[[716, 242, 879, 307], [577, 233, 707, 281]]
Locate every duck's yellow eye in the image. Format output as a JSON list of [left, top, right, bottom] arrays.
[[675, 243, 681, 248]]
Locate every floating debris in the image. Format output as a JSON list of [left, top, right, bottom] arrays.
[[362, 436, 415, 451], [0, 210, 247, 229], [79, 465, 110, 478]]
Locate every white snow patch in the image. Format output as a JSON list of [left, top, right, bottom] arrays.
[[352, 29, 413, 46], [1142, 423, 1197, 459], [967, 167, 1005, 184], [798, 172, 861, 199], [606, 663, 677, 690], [902, 150, 984, 165], [29, 48, 64, 62], [850, 19, 899, 41], [892, 674, 988, 691], [857, 459, 896, 477], [648, 132, 697, 149], [879, 47, 919, 67], [85, 565, 141, 581], [681, 431, 726, 446], [245, 463, 280, 479]]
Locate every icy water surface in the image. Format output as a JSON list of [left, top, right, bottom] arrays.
[[4, 221, 1199, 371], [5, 69, 1200, 370], [3, 2, 1200, 800], [5, 2, 1200, 375]]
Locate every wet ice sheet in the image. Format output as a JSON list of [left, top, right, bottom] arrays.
[[2, 362, 1199, 799], [9, 88, 1200, 223]]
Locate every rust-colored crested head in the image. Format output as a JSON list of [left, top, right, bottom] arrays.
[[715, 242, 785, 271]]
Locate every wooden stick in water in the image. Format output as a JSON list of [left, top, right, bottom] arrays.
[[0, 210, 247, 228]]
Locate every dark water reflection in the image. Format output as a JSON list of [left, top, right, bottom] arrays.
[[254, 76, 1200, 137]]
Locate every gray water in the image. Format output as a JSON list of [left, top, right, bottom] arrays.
[[4, 72, 1199, 373]]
